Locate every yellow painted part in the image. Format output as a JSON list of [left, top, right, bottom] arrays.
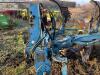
[[47, 13, 51, 21], [20, 9, 29, 18], [87, 15, 92, 21], [17, 33, 25, 52], [18, 35, 23, 43]]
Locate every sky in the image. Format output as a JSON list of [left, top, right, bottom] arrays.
[[63, 0, 100, 5], [0, 0, 99, 5]]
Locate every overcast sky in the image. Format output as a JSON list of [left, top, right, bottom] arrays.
[[0, 0, 100, 5], [63, 0, 100, 4]]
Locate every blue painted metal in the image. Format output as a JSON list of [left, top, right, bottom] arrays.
[[74, 33, 100, 46], [52, 32, 100, 54], [34, 47, 51, 75], [29, 3, 41, 43], [61, 63, 68, 75], [53, 55, 68, 62], [25, 3, 51, 75], [52, 36, 73, 54], [25, 4, 41, 58], [52, 56, 68, 75]]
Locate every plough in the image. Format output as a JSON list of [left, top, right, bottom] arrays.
[[24, 0, 100, 75]]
